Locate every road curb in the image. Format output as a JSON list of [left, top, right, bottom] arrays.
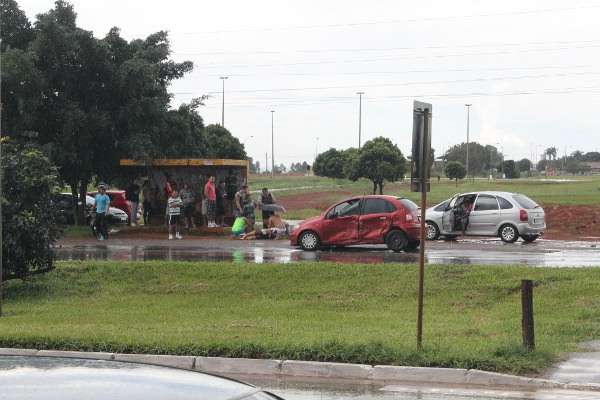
[[1, 348, 600, 392]]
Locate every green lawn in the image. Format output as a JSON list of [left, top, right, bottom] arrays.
[[2, 261, 599, 374]]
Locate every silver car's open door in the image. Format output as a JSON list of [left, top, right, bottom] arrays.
[[441, 195, 458, 233]]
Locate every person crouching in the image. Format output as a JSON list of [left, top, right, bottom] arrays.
[[167, 190, 183, 240]]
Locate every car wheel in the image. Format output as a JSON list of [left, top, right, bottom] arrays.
[[522, 234, 539, 243], [405, 239, 420, 252], [499, 224, 519, 243], [385, 229, 408, 253], [299, 230, 320, 251], [425, 221, 440, 241]]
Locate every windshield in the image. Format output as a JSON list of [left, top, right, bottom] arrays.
[[398, 198, 418, 211], [512, 194, 539, 209]]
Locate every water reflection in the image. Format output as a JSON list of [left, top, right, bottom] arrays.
[[54, 242, 600, 268]]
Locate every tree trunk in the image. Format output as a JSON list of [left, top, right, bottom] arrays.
[[372, 181, 377, 195], [69, 182, 80, 225], [77, 179, 89, 226], [378, 180, 384, 195], [455, 178, 458, 187]]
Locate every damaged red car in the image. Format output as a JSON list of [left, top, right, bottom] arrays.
[[290, 195, 421, 252]]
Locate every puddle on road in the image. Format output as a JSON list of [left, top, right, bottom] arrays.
[[54, 243, 600, 267]]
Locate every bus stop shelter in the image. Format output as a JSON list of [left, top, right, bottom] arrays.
[[119, 158, 249, 225]]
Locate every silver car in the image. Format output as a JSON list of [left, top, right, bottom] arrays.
[[425, 191, 546, 243]]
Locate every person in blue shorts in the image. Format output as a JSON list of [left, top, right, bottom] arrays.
[[94, 183, 111, 240]]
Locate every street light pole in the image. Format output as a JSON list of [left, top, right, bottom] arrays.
[[220, 76, 228, 127], [357, 92, 364, 149], [465, 104, 471, 179], [271, 110, 275, 179]]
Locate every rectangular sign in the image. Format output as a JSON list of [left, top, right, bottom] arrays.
[[411, 101, 432, 192]]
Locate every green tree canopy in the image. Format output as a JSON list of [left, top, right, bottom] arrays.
[[204, 124, 246, 159], [313, 148, 348, 179], [351, 137, 406, 194], [502, 160, 520, 179], [517, 158, 532, 172], [1, 139, 61, 280], [445, 161, 466, 184], [443, 142, 502, 176]]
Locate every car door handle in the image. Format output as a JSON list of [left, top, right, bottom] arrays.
[[379, 217, 387, 220]]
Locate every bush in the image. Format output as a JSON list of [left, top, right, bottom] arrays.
[[1, 140, 61, 280], [445, 161, 466, 184]]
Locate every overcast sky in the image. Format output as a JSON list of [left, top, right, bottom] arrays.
[[17, 0, 600, 168]]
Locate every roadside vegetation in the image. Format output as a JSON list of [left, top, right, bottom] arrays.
[[2, 260, 599, 375]]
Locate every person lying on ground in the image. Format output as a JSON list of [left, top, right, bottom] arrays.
[[241, 228, 278, 240]]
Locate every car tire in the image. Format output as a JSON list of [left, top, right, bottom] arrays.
[[299, 230, 320, 251], [522, 234, 539, 243], [499, 224, 519, 243], [405, 240, 420, 252], [385, 229, 408, 252], [425, 221, 440, 241]]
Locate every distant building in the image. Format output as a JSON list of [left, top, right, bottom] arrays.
[[584, 161, 600, 174]]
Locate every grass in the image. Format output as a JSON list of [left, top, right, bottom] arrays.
[[2, 260, 600, 375]]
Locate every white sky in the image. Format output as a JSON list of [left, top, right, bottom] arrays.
[[17, 0, 600, 168]]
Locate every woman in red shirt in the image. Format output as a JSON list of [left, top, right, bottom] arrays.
[[204, 175, 217, 228]]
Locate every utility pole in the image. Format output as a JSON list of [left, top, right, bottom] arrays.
[[220, 76, 228, 127], [315, 137, 319, 160], [265, 152, 268, 175], [357, 92, 364, 149], [465, 104, 471, 179], [271, 110, 275, 179]]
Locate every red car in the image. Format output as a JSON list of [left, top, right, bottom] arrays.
[[290, 195, 421, 252], [87, 190, 130, 215]]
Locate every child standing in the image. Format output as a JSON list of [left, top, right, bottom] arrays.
[[167, 190, 183, 240]]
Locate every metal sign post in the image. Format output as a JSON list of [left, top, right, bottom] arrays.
[[411, 101, 432, 350]]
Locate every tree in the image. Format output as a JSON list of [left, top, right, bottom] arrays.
[[565, 158, 591, 175], [351, 137, 406, 194], [1, 139, 61, 280], [0, 0, 34, 51], [313, 148, 348, 179], [204, 124, 246, 159], [545, 147, 558, 161], [502, 160, 520, 179], [517, 158, 532, 173], [583, 151, 600, 162], [1, 2, 194, 223], [536, 159, 549, 172], [444, 161, 466, 185], [444, 142, 501, 176]]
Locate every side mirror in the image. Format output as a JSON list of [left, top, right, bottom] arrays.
[[327, 212, 337, 219]]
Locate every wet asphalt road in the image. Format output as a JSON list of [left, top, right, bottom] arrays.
[[55, 237, 600, 267]]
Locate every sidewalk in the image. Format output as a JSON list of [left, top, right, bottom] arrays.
[[2, 348, 600, 393]]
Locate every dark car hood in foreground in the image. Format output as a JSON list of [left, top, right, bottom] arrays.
[[0, 356, 281, 400]]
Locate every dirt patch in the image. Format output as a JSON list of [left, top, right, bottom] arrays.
[[277, 190, 357, 211], [542, 204, 600, 240]]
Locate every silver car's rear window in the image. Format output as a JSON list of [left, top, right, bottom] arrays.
[[512, 194, 539, 209], [398, 198, 418, 211]]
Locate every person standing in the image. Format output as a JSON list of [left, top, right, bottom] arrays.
[[234, 185, 249, 217], [180, 182, 196, 230], [126, 181, 140, 226], [258, 187, 276, 227], [142, 180, 153, 225], [204, 175, 217, 228], [216, 180, 227, 227], [94, 183, 111, 240], [167, 189, 183, 240]]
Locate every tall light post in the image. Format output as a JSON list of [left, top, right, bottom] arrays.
[[465, 104, 471, 178], [270, 110, 275, 179], [220, 76, 228, 127], [357, 92, 364, 149], [315, 137, 319, 160]]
